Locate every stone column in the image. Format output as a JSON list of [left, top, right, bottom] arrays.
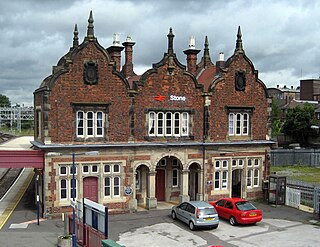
[[179, 169, 190, 203], [146, 171, 157, 209], [196, 169, 204, 201]]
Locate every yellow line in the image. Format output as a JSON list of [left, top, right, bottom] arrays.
[[0, 170, 34, 230]]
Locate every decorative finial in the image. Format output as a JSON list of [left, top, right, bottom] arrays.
[[167, 27, 174, 55], [203, 36, 211, 67], [235, 26, 244, 54], [87, 10, 94, 39], [73, 24, 79, 48]]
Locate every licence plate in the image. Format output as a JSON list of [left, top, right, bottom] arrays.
[[250, 213, 257, 217], [205, 218, 214, 221]]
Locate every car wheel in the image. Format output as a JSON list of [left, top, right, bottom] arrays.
[[189, 221, 195, 231], [229, 216, 237, 226], [171, 211, 176, 220]]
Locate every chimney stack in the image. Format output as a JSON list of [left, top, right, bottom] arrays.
[[106, 33, 124, 72], [183, 36, 200, 75], [216, 52, 225, 73], [122, 35, 135, 78]]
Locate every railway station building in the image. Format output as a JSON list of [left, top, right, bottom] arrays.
[[32, 12, 275, 217]]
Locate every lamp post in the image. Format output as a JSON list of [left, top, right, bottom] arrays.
[[70, 151, 99, 247], [71, 152, 76, 247]]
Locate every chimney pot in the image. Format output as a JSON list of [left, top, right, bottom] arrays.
[[189, 36, 196, 49]]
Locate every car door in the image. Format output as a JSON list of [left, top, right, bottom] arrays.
[[215, 199, 227, 219], [224, 200, 234, 219], [176, 202, 188, 223]]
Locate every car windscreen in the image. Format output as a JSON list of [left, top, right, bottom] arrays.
[[235, 201, 257, 211], [199, 207, 216, 216]]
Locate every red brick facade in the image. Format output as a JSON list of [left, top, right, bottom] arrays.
[[33, 13, 274, 217]]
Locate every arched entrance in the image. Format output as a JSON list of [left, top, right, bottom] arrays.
[[188, 163, 201, 201], [155, 156, 182, 203], [232, 169, 242, 198], [135, 164, 149, 207], [83, 176, 98, 202]]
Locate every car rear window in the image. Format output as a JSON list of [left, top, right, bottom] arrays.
[[199, 207, 216, 216], [235, 201, 257, 211]]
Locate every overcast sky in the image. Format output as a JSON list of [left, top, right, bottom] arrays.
[[1, 0, 320, 106]]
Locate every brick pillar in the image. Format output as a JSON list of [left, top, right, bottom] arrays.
[[183, 49, 200, 75]]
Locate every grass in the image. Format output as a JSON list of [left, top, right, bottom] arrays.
[[270, 165, 320, 184]]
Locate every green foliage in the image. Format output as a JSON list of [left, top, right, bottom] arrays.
[[271, 119, 283, 137], [282, 103, 318, 144], [0, 94, 11, 107], [270, 99, 283, 138]]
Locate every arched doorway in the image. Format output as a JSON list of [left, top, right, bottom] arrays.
[[155, 156, 182, 203], [135, 164, 149, 207], [83, 176, 98, 202], [232, 169, 242, 198], [188, 163, 201, 201]]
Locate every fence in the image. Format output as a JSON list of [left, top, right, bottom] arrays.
[[286, 178, 320, 214], [270, 148, 320, 167], [68, 215, 106, 247]]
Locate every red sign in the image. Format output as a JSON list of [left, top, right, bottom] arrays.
[[155, 95, 166, 101]]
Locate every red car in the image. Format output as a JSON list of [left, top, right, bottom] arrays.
[[209, 198, 262, 226]]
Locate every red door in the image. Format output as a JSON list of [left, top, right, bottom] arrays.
[[83, 177, 98, 202], [156, 169, 165, 201]]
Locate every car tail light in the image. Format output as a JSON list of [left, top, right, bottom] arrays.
[[240, 212, 247, 217], [196, 208, 200, 218]]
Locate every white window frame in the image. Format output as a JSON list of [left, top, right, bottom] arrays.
[[70, 179, 77, 200], [113, 164, 120, 173], [69, 165, 77, 175], [253, 168, 259, 187], [76, 111, 105, 138], [148, 111, 190, 137], [104, 164, 111, 174], [91, 165, 98, 173], [247, 169, 253, 188], [214, 171, 220, 190], [113, 176, 121, 197], [148, 112, 156, 136], [60, 166, 68, 176], [172, 169, 179, 187], [104, 177, 111, 197], [83, 165, 89, 174], [136, 170, 140, 190], [60, 179, 68, 200], [222, 171, 228, 189], [229, 112, 250, 136]]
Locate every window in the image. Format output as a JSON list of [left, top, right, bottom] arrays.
[[60, 166, 67, 175], [114, 177, 120, 196], [214, 171, 220, 189], [104, 164, 122, 198], [60, 179, 67, 200], [172, 169, 179, 187], [92, 165, 98, 173], [148, 111, 190, 137], [83, 165, 89, 174], [247, 170, 252, 187], [229, 112, 250, 136], [222, 171, 228, 189], [70, 166, 77, 175], [254, 169, 259, 187], [113, 164, 120, 173], [70, 179, 77, 199], [104, 177, 111, 196], [254, 159, 260, 166], [214, 159, 229, 190], [248, 159, 252, 167], [104, 164, 110, 173], [76, 111, 105, 138], [136, 171, 140, 190]]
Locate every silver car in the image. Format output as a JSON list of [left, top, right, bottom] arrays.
[[171, 201, 219, 230]]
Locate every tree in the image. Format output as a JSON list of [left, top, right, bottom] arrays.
[[282, 103, 318, 145], [0, 94, 11, 107], [271, 99, 283, 137]]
